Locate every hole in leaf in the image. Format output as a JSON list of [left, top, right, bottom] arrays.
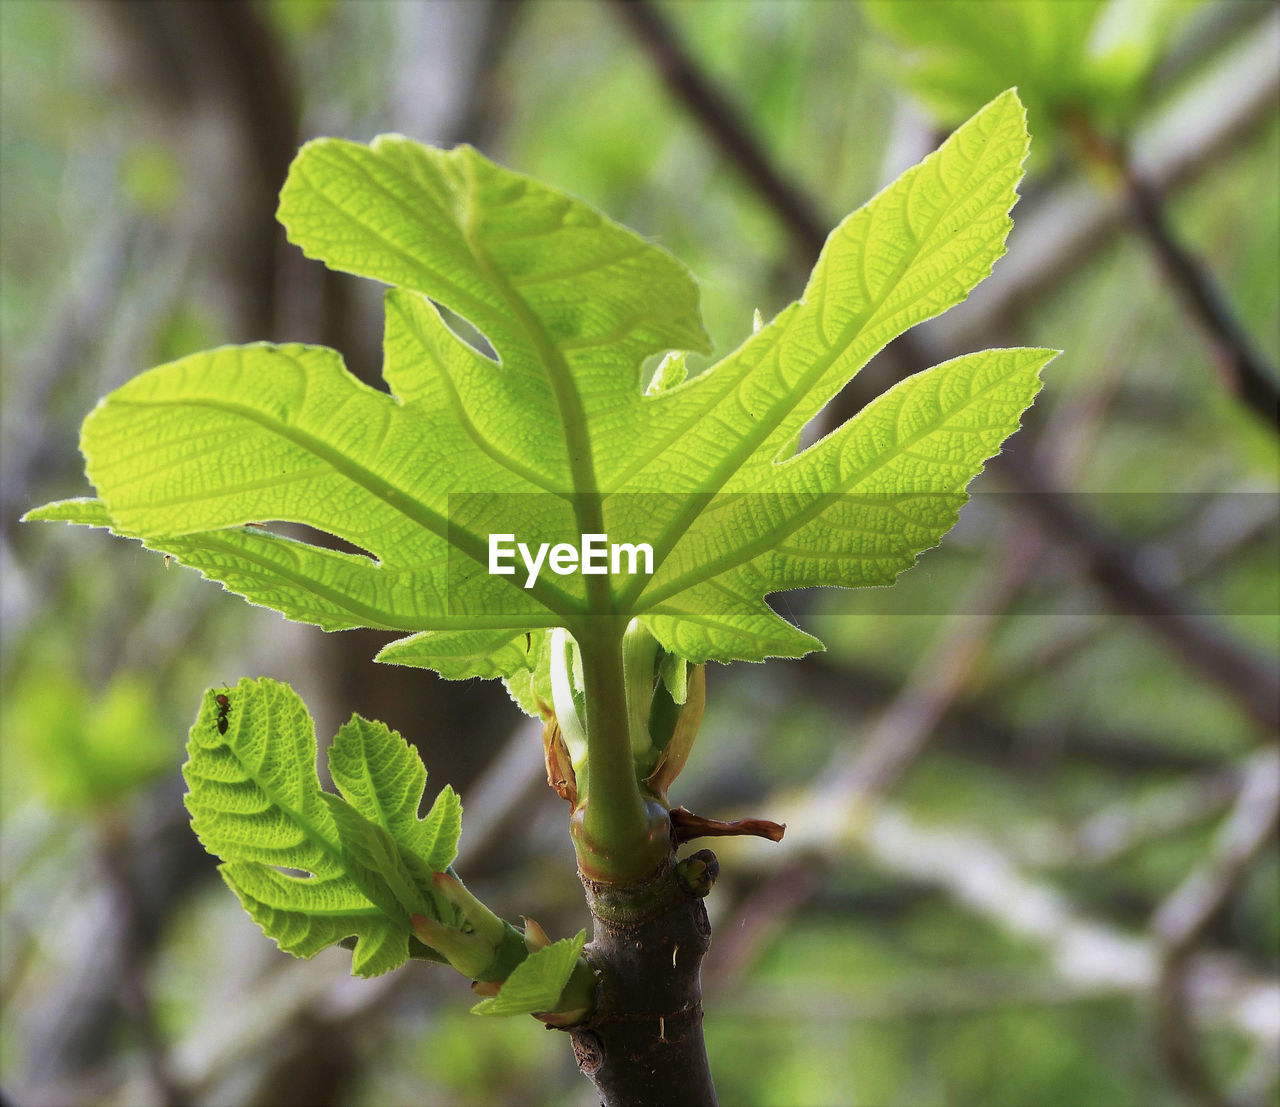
[[251, 522, 378, 563], [437, 303, 498, 363]]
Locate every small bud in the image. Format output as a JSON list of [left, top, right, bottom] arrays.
[[645, 665, 705, 802], [536, 1005, 591, 1028], [677, 849, 719, 897], [411, 913, 497, 979], [432, 872, 507, 947], [541, 717, 577, 805], [521, 915, 553, 952], [470, 979, 502, 998]]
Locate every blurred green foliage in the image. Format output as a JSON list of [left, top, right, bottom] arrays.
[[7, 670, 172, 812], [864, 0, 1205, 146]]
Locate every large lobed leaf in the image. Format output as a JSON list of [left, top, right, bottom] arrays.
[[183, 677, 461, 976], [28, 90, 1053, 702]]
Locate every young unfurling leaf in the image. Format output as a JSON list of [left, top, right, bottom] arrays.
[[183, 678, 464, 977]]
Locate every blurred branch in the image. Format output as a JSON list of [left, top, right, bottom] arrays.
[[610, 0, 1279, 419], [994, 457, 1280, 738], [443, 0, 527, 148], [706, 524, 1043, 990], [1151, 751, 1280, 1107], [817, 525, 1044, 804], [1017, 767, 1242, 869], [1121, 165, 1279, 433], [977, 488, 1278, 705], [790, 654, 1237, 776], [94, 810, 186, 1107], [755, 796, 1280, 1055], [879, 808, 1280, 1050], [938, 14, 1280, 354], [13, 804, 212, 1107], [603, 0, 829, 258], [89, 0, 301, 342], [1063, 98, 1280, 434]]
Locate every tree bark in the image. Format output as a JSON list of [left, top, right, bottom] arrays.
[[568, 855, 718, 1107]]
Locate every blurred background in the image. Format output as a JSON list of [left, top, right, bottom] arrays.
[[2, 2, 1277, 1105]]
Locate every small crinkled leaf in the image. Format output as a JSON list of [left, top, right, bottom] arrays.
[[185, 678, 341, 878], [220, 863, 407, 978], [419, 786, 463, 873], [183, 677, 456, 977], [657, 649, 688, 706], [35, 90, 1051, 706], [646, 351, 688, 394], [327, 714, 461, 872], [320, 793, 436, 925], [501, 630, 555, 716], [470, 930, 587, 1017]]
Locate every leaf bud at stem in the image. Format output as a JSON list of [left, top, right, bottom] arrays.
[[432, 871, 507, 947], [676, 848, 719, 897], [549, 628, 588, 774], [410, 914, 497, 978], [521, 915, 552, 952], [622, 618, 660, 761], [645, 663, 705, 802]]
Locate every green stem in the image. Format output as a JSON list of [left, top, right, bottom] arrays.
[[573, 622, 669, 883]]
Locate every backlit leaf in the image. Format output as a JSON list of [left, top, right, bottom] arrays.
[[27, 90, 1052, 704]]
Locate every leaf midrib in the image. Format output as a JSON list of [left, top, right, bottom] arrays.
[[211, 734, 347, 880], [460, 168, 601, 515], [459, 157, 617, 619]]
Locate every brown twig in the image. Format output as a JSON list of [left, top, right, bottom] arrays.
[[669, 806, 785, 844]]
